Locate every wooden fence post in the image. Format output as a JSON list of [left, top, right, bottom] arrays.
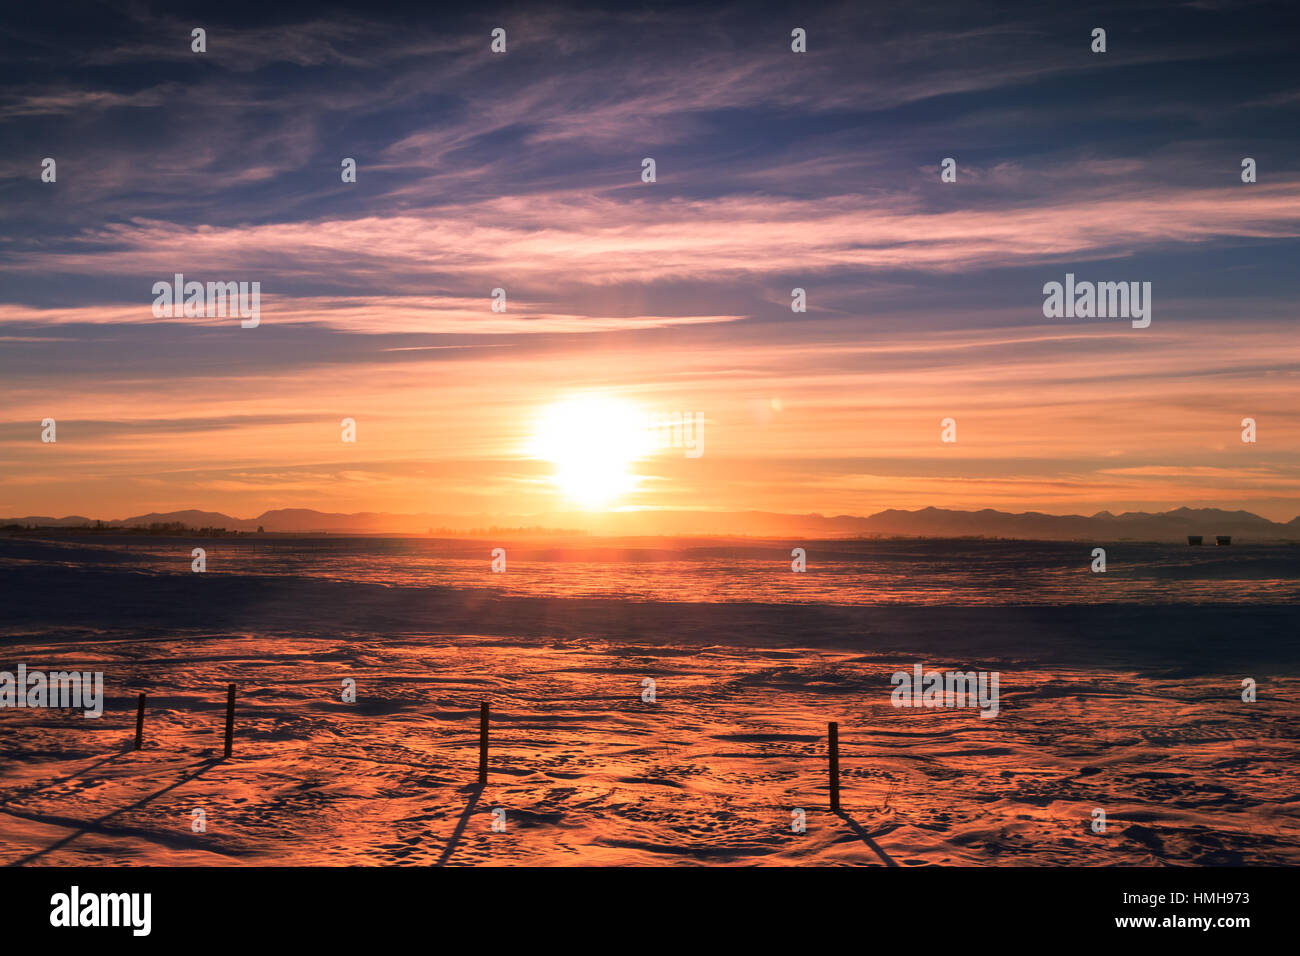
[[828, 721, 841, 812], [223, 684, 236, 758], [134, 693, 146, 751], [478, 701, 489, 785]]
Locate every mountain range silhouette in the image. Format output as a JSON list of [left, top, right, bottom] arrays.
[[5, 506, 1298, 541]]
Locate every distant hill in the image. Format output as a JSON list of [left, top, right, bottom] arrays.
[[856, 506, 1291, 542], [0, 515, 95, 527], [116, 510, 259, 530], [3, 506, 1297, 541]]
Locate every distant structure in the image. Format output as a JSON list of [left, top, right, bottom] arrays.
[[1216, 535, 1232, 546], [1187, 535, 1203, 546]]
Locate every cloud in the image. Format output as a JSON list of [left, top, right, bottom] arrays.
[[7, 184, 1298, 305]]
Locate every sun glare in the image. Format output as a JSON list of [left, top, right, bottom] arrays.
[[530, 396, 655, 508]]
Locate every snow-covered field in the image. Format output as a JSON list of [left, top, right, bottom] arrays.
[[2, 535, 1298, 866]]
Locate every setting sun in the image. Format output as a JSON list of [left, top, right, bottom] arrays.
[[529, 395, 655, 508]]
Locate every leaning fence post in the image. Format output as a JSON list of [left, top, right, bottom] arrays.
[[478, 701, 489, 785], [134, 693, 146, 751], [223, 683, 236, 758], [828, 721, 841, 812]]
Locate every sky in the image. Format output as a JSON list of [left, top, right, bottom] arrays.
[[2, 0, 1299, 525]]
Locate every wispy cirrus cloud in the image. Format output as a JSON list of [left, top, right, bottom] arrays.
[[6, 183, 1298, 302]]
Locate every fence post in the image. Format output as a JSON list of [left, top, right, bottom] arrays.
[[478, 701, 489, 785], [223, 684, 236, 758], [134, 693, 146, 751], [828, 721, 841, 812]]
